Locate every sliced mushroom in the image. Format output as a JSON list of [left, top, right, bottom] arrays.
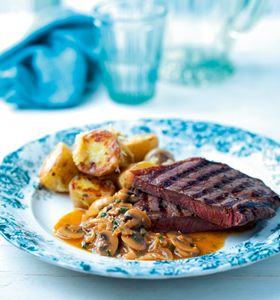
[[57, 225, 85, 239], [144, 148, 175, 165], [89, 196, 115, 211], [166, 231, 192, 242], [174, 247, 198, 258], [157, 248, 173, 260], [171, 236, 199, 255], [124, 208, 151, 230], [115, 189, 139, 203], [121, 233, 146, 251], [96, 230, 119, 256]]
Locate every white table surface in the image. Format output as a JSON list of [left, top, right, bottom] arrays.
[[1, 16, 280, 300]]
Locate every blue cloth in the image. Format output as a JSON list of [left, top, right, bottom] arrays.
[[0, 8, 100, 109]]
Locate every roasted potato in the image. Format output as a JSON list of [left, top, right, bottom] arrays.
[[39, 142, 79, 192], [123, 134, 159, 162], [117, 161, 156, 189], [144, 148, 175, 165], [72, 129, 122, 177], [69, 175, 116, 209]]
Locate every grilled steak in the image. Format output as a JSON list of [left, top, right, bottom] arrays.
[[130, 157, 280, 228], [132, 188, 225, 233]]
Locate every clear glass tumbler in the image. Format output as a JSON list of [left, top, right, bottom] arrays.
[[93, 0, 167, 104], [160, 0, 270, 86]]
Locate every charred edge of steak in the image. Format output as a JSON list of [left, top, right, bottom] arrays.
[[130, 158, 279, 228]]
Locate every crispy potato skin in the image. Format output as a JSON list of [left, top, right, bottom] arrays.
[[39, 142, 79, 192], [69, 175, 116, 209], [72, 129, 122, 177], [117, 161, 156, 189], [123, 134, 159, 162]]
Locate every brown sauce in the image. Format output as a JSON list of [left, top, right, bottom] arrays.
[[53, 209, 246, 259]]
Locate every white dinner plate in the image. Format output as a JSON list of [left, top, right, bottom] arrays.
[[1, 119, 280, 279]]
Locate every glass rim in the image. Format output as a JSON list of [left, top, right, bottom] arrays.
[[92, 0, 168, 23]]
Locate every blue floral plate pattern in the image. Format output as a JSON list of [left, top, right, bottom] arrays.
[[1, 119, 280, 279]]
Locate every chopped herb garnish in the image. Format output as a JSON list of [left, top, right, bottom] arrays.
[[85, 222, 88, 226], [201, 237, 207, 240], [85, 138, 89, 143], [119, 207, 129, 213], [113, 220, 118, 225], [82, 193, 88, 197], [119, 228, 124, 231], [160, 242, 163, 246], [158, 235, 164, 240], [116, 249, 121, 255], [106, 250, 111, 257], [169, 244, 175, 250], [66, 224, 71, 226], [82, 245, 87, 250], [213, 242, 217, 249], [112, 225, 117, 231], [137, 253, 142, 258], [193, 238, 198, 242], [133, 236, 137, 240], [141, 233, 146, 237], [115, 199, 121, 203], [100, 212, 106, 218], [99, 208, 103, 211], [190, 243, 194, 247]]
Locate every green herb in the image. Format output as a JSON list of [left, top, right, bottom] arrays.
[[201, 237, 207, 240], [85, 138, 89, 143], [213, 242, 217, 249], [113, 220, 118, 225], [100, 212, 106, 218], [190, 243, 194, 247], [133, 236, 137, 240], [160, 242, 163, 246], [82, 245, 87, 250], [193, 238, 198, 242], [85, 223, 88, 227], [115, 199, 121, 203], [112, 225, 117, 231], [119, 207, 129, 213], [116, 249, 121, 255], [141, 233, 146, 237], [158, 235, 164, 240], [82, 193, 88, 197], [99, 208, 103, 211], [66, 224, 71, 226], [169, 244, 175, 250], [106, 250, 111, 257], [119, 228, 124, 231], [137, 253, 142, 258]]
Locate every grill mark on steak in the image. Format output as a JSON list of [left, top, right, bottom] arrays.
[[181, 166, 231, 191], [157, 160, 214, 188], [130, 158, 280, 228]]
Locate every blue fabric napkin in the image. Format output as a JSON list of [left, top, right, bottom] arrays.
[[0, 8, 100, 109]]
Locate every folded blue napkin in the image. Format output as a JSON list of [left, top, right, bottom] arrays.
[[0, 8, 100, 109]]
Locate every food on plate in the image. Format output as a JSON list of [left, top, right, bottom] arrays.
[[132, 188, 224, 232], [72, 129, 122, 176], [117, 161, 156, 189], [39, 142, 79, 192], [144, 148, 175, 165], [69, 175, 116, 209], [38, 126, 279, 260], [123, 133, 159, 162], [129, 157, 280, 228], [55, 189, 201, 260]]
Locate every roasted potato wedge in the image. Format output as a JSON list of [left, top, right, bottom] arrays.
[[69, 175, 116, 209], [72, 129, 122, 177], [123, 134, 159, 162], [39, 142, 79, 192], [144, 148, 175, 165], [117, 161, 156, 189]]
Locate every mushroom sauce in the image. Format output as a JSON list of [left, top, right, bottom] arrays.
[[54, 189, 243, 260]]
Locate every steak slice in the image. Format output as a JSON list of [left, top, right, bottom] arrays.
[[130, 157, 280, 228], [132, 188, 225, 233]]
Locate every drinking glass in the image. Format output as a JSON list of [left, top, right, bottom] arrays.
[[159, 0, 270, 86], [93, 0, 167, 104]]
